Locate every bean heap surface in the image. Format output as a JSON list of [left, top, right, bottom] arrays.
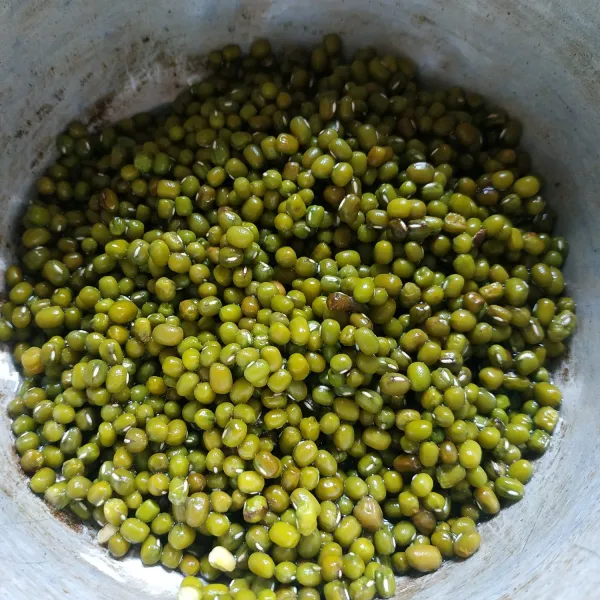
[[3, 34, 576, 600]]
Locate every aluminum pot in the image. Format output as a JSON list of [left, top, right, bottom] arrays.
[[1, 1, 599, 598]]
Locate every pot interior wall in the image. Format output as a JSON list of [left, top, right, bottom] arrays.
[[1, 1, 600, 598]]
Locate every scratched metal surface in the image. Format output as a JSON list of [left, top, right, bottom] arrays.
[[1, 0, 599, 598]]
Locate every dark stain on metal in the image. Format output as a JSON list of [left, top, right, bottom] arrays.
[[86, 91, 117, 127], [30, 149, 46, 170], [35, 103, 53, 120], [51, 507, 84, 534], [80, 71, 93, 86]]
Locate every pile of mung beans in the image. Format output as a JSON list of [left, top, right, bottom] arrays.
[[3, 34, 577, 600]]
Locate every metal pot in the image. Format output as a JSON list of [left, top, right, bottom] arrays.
[[1, 1, 599, 598]]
